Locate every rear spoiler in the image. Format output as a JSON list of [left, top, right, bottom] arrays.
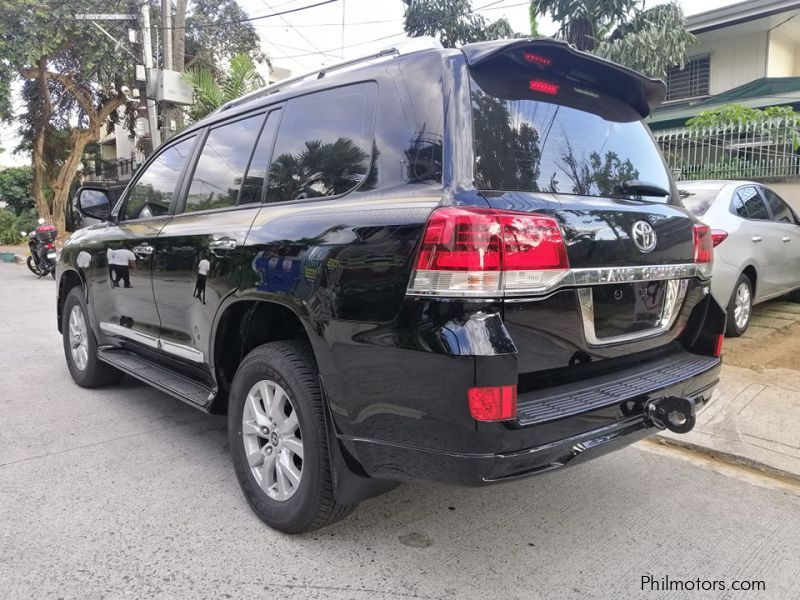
[[460, 38, 666, 118]]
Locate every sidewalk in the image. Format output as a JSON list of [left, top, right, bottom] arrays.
[[655, 299, 800, 482]]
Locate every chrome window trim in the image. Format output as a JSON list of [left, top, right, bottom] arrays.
[[406, 263, 703, 298], [577, 278, 689, 346]]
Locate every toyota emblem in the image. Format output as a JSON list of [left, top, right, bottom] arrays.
[[631, 220, 657, 253]]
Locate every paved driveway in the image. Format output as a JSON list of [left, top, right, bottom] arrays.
[[1, 263, 800, 599]]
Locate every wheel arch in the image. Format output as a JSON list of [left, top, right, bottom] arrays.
[[741, 264, 757, 299], [57, 268, 86, 333]]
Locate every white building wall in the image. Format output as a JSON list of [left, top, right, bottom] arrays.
[[767, 27, 798, 77], [690, 31, 768, 95]]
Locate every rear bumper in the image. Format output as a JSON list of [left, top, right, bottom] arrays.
[[340, 356, 719, 486]]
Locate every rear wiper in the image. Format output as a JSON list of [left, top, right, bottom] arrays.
[[617, 180, 670, 198]]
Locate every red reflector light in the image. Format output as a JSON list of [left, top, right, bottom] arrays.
[[414, 207, 568, 272], [529, 79, 559, 95], [713, 334, 724, 357], [711, 229, 728, 247], [468, 385, 517, 421], [522, 52, 552, 66]]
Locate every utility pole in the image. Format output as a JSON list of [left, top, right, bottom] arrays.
[[140, 3, 161, 150], [161, 0, 173, 72]]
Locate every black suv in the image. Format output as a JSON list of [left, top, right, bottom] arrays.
[[58, 39, 724, 533]]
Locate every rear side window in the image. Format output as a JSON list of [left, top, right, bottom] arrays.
[[184, 113, 266, 213], [123, 136, 195, 221], [762, 187, 796, 224], [470, 76, 670, 199], [735, 186, 769, 220], [266, 83, 377, 203]]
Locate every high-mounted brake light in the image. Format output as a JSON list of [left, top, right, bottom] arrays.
[[468, 385, 517, 421], [711, 229, 728, 247], [529, 79, 559, 95], [522, 52, 552, 67], [408, 207, 569, 296], [693, 223, 714, 279]]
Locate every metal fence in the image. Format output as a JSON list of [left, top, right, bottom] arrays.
[[654, 117, 800, 181], [85, 158, 137, 183]]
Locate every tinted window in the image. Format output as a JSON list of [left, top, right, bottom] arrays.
[[732, 192, 749, 218], [470, 78, 670, 199], [123, 137, 195, 220], [266, 83, 377, 203], [736, 186, 769, 220], [240, 110, 281, 205], [762, 187, 795, 224], [679, 186, 723, 216], [184, 114, 265, 213]]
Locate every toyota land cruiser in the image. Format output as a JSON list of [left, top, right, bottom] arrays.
[[58, 38, 724, 533]]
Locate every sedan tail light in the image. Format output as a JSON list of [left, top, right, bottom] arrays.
[[711, 229, 728, 247], [408, 207, 569, 296]]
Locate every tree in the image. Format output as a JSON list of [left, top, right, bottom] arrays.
[[532, 0, 695, 78], [402, 0, 519, 48], [183, 53, 264, 120], [0, 167, 35, 215], [0, 0, 133, 230]]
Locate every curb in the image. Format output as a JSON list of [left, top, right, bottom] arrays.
[[649, 435, 800, 486]]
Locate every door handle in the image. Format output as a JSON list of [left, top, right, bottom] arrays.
[[783, 235, 792, 243], [133, 244, 154, 256], [209, 239, 237, 251], [751, 236, 763, 243]]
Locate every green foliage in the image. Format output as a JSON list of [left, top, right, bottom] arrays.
[[0, 167, 35, 215], [686, 104, 800, 130], [402, 0, 519, 48], [533, 0, 696, 78], [0, 208, 37, 245], [184, 53, 264, 121]]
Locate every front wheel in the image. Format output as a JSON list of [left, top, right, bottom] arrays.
[[26, 256, 42, 277], [726, 273, 753, 337], [228, 341, 354, 533]]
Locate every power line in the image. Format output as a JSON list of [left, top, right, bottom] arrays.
[[166, 0, 339, 30], [258, 0, 336, 58]]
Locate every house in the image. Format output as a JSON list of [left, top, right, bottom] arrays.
[[649, 0, 800, 130]]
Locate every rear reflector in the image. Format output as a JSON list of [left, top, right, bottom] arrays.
[[522, 52, 552, 66], [713, 334, 724, 357], [711, 229, 728, 247], [468, 385, 517, 421], [693, 223, 714, 279], [529, 79, 559, 95], [409, 207, 569, 296]]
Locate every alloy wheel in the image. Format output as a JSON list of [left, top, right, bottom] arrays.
[[241, 379, 304, 502], [734, 281, 752, 330], [68, 305, 89, 371]]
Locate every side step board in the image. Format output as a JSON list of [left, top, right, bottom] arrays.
[[98, 348, 213, 407]]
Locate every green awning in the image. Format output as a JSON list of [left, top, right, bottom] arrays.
[[649, 77, 800, 130]]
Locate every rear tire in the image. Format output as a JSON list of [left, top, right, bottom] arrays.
[[228, 341, 354, 533], [62, 287, 123, 387], [726, 273, 753, 337]]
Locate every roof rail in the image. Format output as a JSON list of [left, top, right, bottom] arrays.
[[215, 37, 443, 114]]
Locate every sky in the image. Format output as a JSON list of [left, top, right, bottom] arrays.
[[0, 0, 749, 168]]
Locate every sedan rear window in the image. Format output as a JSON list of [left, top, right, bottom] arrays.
[[678, 186, 724, 216], [470, 73, 671, 199]]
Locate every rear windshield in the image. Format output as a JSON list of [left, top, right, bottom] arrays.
[[678, 186, 724, 216], [470, 74, 671, 199]]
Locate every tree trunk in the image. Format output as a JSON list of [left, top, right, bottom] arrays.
[[48, 129, 94, 232], [30, 58, 53, 224], [173, 0, 188, 72]]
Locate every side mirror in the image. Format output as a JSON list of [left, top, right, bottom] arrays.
[[37, 217, 45, 225], [20, 231, 27, 237], [77, 187, 112, 222]]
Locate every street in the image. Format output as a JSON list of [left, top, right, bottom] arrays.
[[1, 262, 800, 600]]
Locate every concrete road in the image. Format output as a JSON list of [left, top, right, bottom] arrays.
[[1, 262, 800, 600]]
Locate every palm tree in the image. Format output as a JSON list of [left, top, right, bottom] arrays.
[[532, 0, 695, 78], [183, 53, 264, 120]]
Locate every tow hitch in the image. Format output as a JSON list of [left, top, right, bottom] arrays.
[[645, 396, 697, 434]]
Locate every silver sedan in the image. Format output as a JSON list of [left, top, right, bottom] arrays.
[[679, 180, 800, 336]]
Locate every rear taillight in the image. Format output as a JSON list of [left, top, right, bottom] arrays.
[[711, 229, 728, 247], [468, 385, 517, 421], [693, 223, 713, 279], [408, 207, 569, 296], [529, 79, 559, 95]]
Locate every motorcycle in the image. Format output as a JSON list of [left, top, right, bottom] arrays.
[[22, 218, 58, 279]]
